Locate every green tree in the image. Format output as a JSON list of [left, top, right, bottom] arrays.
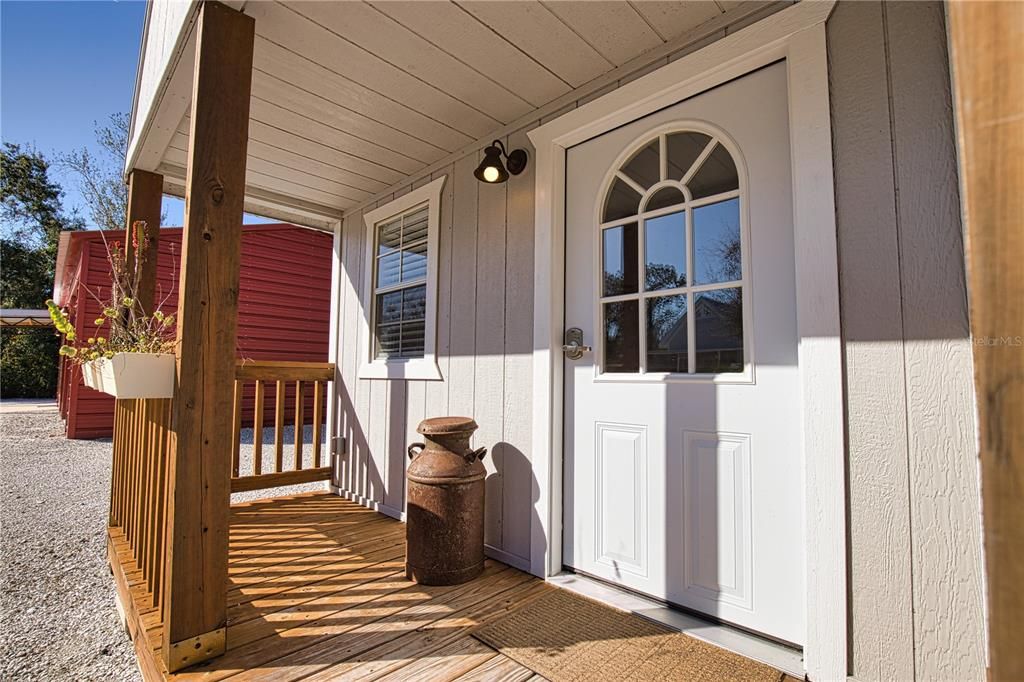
[[58, 113, 131, 231], [1, 143, 84, 398]]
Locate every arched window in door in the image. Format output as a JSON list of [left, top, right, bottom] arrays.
[[599, 129, 745, 375]]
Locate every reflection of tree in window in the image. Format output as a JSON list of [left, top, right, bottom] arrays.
[[598, 130, 745, 374]]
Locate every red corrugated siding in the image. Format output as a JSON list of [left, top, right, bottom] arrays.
[[57, 224, 332, 439]]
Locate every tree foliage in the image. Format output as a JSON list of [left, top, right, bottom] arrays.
[[1, 142, 83, 255], [0, 143, 84, 398], [59, 113, 131, 232]]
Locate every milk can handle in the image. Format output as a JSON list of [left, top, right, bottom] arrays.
[[408, 442, 425, 460], [469, 446, 487, 462]]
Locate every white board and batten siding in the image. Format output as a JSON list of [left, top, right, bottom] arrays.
[[323, 3, 985, 678]]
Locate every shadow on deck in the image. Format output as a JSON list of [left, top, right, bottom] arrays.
[[110, 491, 551, 681]]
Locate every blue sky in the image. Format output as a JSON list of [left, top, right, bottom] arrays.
[[2, 1, 269, 228]]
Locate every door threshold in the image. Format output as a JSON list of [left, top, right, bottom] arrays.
[[547, 571, 805, 679]]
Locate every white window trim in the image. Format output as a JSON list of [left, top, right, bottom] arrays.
[[358, 176, 446, 381], [526, 2, 845, 680]]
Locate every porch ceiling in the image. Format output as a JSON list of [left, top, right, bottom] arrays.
[[137, 1, 772, 228]]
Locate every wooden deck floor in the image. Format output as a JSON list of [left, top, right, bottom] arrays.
[[112, 491, 554, 681]]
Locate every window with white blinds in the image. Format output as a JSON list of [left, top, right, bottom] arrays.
[[373, 205, 428, 359], [358, 176, 446, 381]]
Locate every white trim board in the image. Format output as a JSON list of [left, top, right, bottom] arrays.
[[526, 2, 845, 680]]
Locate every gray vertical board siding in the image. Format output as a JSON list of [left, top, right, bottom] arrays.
[[826, 3, 914, 680], [885, 3, 985, 679], [501, 127, 537, 560], [424, 165, 456, 421], [828, 2, 985, 679], [475, 145, 510, 549]]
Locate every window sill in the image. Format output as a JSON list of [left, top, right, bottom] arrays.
[[359, 358, 443, 381]]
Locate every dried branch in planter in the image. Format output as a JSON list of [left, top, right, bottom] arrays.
[[46, 220, 177, 363]]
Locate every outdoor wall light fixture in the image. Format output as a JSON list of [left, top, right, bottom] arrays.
[[474, 140, 528, 184]]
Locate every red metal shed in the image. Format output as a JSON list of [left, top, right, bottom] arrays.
[[53, 223, 332, 439]]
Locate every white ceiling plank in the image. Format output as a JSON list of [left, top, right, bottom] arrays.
[[244, 140, 390, 195], [369, 0, 572, 108], [247, 121, 406, 186], [629, 1, 724, 42], [252, 72, 448, 164], [250, 97, 425, 176], [541, 1, 663, 66], [246, 168, 354, 209], [456, 0, 614, 87], [289, 1, 534, 124], [163, 145, 374, 204], [245, 1, 500, 138], [176, 112, 411, 187], [254, 37, 472, 152]]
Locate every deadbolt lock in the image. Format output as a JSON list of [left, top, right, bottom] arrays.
[[562, 327, 592, 360]]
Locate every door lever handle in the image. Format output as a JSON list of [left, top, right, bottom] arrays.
[[562, 327, 591, 360]]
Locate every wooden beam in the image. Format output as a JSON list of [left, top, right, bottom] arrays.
[[230, 466, 332, 493], [163, 1, 254, 672], [948, 3, 1024, 680], [124, 169, 164, 316]]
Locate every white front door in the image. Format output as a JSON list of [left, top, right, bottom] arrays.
[[563, 62, 804, 645]]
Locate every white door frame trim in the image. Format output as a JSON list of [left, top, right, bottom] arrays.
[[526, 2, 845, 680]]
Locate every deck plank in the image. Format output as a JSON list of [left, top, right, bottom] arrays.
[[112, 493, 547, 682]]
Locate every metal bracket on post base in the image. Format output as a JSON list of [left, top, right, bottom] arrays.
[[167, 627, 226, 672]]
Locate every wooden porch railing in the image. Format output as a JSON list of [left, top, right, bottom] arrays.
[[109, 398, 173, 611], [230, 361, 334, 492]]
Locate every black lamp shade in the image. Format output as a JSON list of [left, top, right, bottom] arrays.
[[474, 144, 508, 183]]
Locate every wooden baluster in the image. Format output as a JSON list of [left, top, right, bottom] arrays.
[[312, 380, 324, 468], [231, 380, 243, 479], [253, 380, 264, 476], [275, 380, 285, 473], [129, 400, 141, 550], [294, 380, 304, 470], [110, 402, 122, 527], [153, 398, 171, 609], [139, 400, 151, 578]]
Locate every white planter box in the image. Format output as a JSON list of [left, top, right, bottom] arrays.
[[82, 353, 175, 399]]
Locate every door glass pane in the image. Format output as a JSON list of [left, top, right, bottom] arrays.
[[603, 300, 639, 373], [621, 138, 660, 189], [647, 294, 688, 373], [604, 177, 641, 222], [377, 252, 401, 288], [644, 211, 686, 291], [666, 132, 712, 181], [693, 198, 741, 284], [602, 223, 639, 296], [695, 288, 743, 373], [688, 143, 738, 199], [645, 186, 686, 212]]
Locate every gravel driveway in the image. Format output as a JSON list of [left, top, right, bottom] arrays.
[[0, 408, 328, 680], [0, 411, 139, 681]]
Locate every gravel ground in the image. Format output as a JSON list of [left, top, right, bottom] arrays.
[[0, 411, 139, 682], [0, 410, 328, 680]]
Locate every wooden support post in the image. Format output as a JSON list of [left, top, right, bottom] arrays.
[[124, 169, 164, 315], [948, 4, 1024, 680], [163, 1, 254, 673]]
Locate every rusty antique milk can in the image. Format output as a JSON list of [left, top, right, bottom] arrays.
[[405, 417, 487, 585]]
